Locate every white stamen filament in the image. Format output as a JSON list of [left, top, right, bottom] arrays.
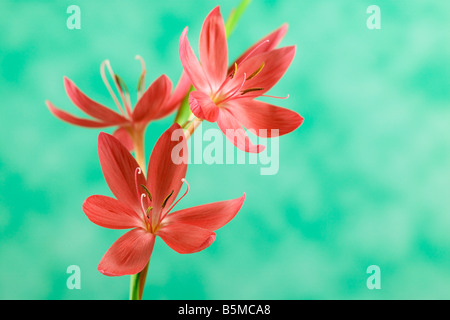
[[140, 194, 147, 220], [134, 167, 142, 198], [135, 55, 146, 100], [104, 60, 132, 116], [100, 60, 126, 116]]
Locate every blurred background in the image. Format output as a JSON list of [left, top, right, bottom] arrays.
[[0, 0, 449, 299]]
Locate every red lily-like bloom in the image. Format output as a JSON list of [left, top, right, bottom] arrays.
[[83, 124, 245, 276], [179, 6, 304, 153], [46, 57, 191, 151]]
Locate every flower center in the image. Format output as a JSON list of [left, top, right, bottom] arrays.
[[212, 65, 265, 106]]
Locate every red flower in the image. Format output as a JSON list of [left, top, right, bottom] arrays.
[[46, 58, 191, 151], [83, 124, 245, 276], [179, 6, 303, 153]]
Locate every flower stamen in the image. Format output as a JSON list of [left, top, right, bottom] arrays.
[[241, 87, 264, 95], [140, 184, 153, 202], [161, 190, 175, 209], [261, 93, 290, 100], [229, 62, 238, 79], [140, 194, 147, 219], [246, 62, 265, 81], [160, 178, 190, 222], [134, 167, 143, 198], [100, 60, 126, 116], [135, 55, 147, 100]]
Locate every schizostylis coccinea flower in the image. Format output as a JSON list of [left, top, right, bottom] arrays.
[[82, 124, 245, 276], [46, 57, 191, 154], [179, 6, 303, 153]]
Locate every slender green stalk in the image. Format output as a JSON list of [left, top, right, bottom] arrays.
[[129, 273, 141, 300], [225, 0, 252, 37], [174, 86, 194, 126], [129, 127, 148, 301]]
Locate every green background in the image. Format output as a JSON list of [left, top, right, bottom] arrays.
[[1, 0, 449, 300]]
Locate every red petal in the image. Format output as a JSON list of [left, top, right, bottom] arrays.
[[157, 223, 216, 254], [227, 100, 303, 137], [132, 75, 172, 123], [113, 127, 134, 152], [83, 195, 144, 229], [158, 72, 192, 119], [98, 132, 146, 214], [98, 228, 155, 276], [234, 46, 296, 98], [179, 27, 211, 93], [147, 124, 188, 214], [229, 24, 288, 72], [46, 100, 111, 128], [189, 91, 219, 122], [199, 6, 228, 91], [216, 109, 265, 153], [64, 77, 127, 125], [165, 194, 245, 231]]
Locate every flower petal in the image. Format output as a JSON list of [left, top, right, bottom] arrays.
[[98, 228, 155, 276], [165, 193, 245, 231], [227, 99, 303, 137], [157, 223, 216, 254], [147, 123, 188, 214], [98, 132, 146, 214], [64, 77, 127, 125], [230, 24, 288, 72], [216, 109, 265, 153], [46, 100, 111, 128], [113, 127, 134, 152], [158, 72, 192, 119], [83, 195, 143, 229], [199, 6, 228, 91], [235, 46, 296, 98], [132, 75, 172, 123], [179, 27, 211, 93], [189, 91, 219, 122]]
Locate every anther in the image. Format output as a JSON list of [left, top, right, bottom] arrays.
[[230, 62, 238, 79], [135, 55, 147, 99], [160, 178, 190, 222], [140, 184, 153, 202], [241, 88, 264, 95], [246, 62, 265, 81], [161, 190, 175, 209], [146, 206, 153, 219]]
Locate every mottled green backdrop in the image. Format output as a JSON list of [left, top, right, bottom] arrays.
[[1, 0, 449, 300]]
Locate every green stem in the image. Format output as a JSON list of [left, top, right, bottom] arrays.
[[174, 86, 194, 126], [129, 127, 148, 301], [129, 273, 141, 300], [225, 0, 252, 37]]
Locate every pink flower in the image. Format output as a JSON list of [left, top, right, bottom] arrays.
[[83, 124, 245, 276], [46, 58, 191, 151], [179, 6, 304, 153]]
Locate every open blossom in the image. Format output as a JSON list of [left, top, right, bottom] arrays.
[[46, 57, 191, 151], [179, 6, 303, 153], [83, 124, 245, 276]]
